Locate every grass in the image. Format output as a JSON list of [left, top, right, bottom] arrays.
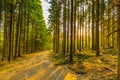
[[0, 42, 3, 59], [50, 49, 117, 80], [0, 49, 118, 80]]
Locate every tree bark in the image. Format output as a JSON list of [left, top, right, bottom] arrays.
[[70, 0, 73, 62], [92, 0, 95, 50], [63, 0, 66, 55], [116, 0, 120, 79], [96, 0, 100, 56], [8, 0, 14, 61]]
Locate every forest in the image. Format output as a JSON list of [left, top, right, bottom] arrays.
[[0, 0, 120, 80]]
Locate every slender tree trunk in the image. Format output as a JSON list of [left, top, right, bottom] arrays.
[[96, 0, 100, 56], [77, 0, 80, 51], [2, 0, 7, 61], [20, 0, 24, 54], [70, 0, 73, 62], [101, 0, 105, 48], [88, 5, 91, 48], [116, 0, 120, 79], [107, 0, 110, 48], [92, 0, 95, 50], [63, 0, 66, 55], [82, 2, 84, 49], [112, 0, 115, 47], [15, 4, 20, 58], [53, 24, 55, 52], [23, 1, 26, 53], [73, 0, 76, 53], [18, 2, 22, 56], [0, 0, 2, 28], [31, 21, 34, 53], [85, 12, 88, 48], [26, 12, 29, 53], [12, 1, 16, 58], [79, 15, 82, 51], [56, 2, 61, 53], [79, 2, 82, 51], [67, 0, 70, 52], [8, 0, 14, 61]]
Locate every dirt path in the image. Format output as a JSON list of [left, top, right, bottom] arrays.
[[0, 51, 75, 80]]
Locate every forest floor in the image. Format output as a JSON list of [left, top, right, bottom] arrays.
[[51, 49, 117, 80], [0, 50, 118, 80], [0, 51, 75, 80]]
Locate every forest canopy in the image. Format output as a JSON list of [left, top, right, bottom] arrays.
[[0, 0, 52, 61]]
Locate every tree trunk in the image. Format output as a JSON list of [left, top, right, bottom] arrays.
[[19, 0, 24, 54], [8, 0, 14, 61], [96, 0, 100, 56], [116, 0, 120, 79], [63, 0, 66, 55], [26, 12, 29, 53], [107, 0, 110, 48], [2, 0, 7, 61], [15, 4, 20, 58], [73, 0, 76, 53], [70, 0, 73, 62], [0, 0, 2, 28], [92, 0, 95, 50], [67, 0, 70, 52]]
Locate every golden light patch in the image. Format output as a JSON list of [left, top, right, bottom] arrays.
[[83, 62, 91, 71], [27, 64, 54, 80], [64, 72, 77, 80], [97, 59, 102, 64], [45, 66, 62, 80]]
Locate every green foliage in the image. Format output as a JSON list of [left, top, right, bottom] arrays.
[[25, 0, 52, 50], [0, 33, 3, 43]]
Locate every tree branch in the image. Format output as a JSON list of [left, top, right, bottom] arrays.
[[107, 29, 120, 37]]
